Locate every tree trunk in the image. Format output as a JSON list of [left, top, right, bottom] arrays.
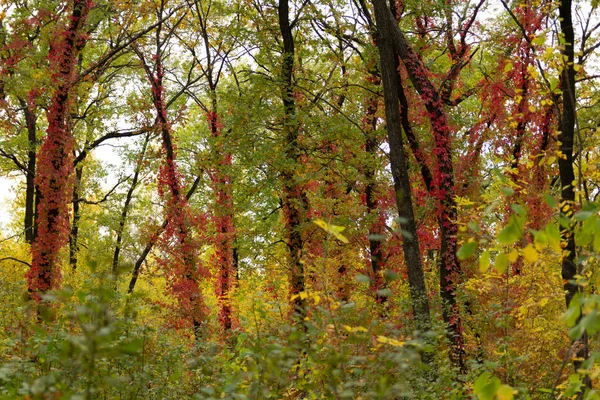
[[112, 134, 150, 278], [28, 0, 90, 296], [557, 0, 589, 388], [278, 0, 309, 323], [20, 98, 38, 244], [207, 104, 236, 333], [371, 0, 465, 371], [372, 2, 433, 364], [127, 175, 201, 294], [362, 68, 388, 303], [69, 166, 83, 270]]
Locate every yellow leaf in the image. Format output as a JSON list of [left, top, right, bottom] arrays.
[[508, 249, 519, 263], [312, 293, 321, 305], [344, 325, 368, 333], [497, 384, 515, 400], [479, 250, 491, 273], [313, 219, 349, 243], [377, 335, 404, 347], [522, 244, 539, 263]]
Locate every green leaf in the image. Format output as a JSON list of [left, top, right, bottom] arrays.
[[544, 194, 557, 208], [479, 250, 491, 273], [510, 204, 526, 217], [468, 221, 481, 232], [501, 187, 515, 196], [498, 215, 523, 245], [495, 252, 509, 274], [355, 274, 371, 284], [383, 270, 398, 282], [376, 288, 392, 297], [581, 310, 600, 336], [594, 219, 600, 252], [574, 211, 594, 221], [545, 224, 562, 252], [457, 241, 476, 260], [562, 297, 581, 327], [474, 372, 501, 400]]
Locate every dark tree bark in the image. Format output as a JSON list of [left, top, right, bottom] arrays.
[[371, 0, 465, 371], [558, 0, 578, 309], [278, 0, 309, 322], [372, 1, 433, 364], [361, 68, 388, 303], [20, 98, 38, 244], [69, 166, 84, 270], [558, 0, 590, 388]]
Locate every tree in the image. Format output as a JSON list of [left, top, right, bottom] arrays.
[[371, 0, 433, 365], [277, 0, 310, 323], [370, 0, 487, 370], [29, 0, 92, 296]]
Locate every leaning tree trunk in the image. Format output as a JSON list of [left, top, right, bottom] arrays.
[[371, 0, 465, 371], [372, 4, 434, 365]]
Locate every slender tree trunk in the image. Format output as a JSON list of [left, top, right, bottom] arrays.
[[69, 166, 83, 270], [28, 0, 90, 296], [372, 3, 433, 365], [20, 98, 38, 244], [128, 175, 201, 293], [362, 68, 387, 302], [371, 0, 465, 370], [207, 102, 236, 332], [278, 0, 309, 322], [112, 134, 150, 278]]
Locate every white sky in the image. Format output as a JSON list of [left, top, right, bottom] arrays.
[[0, 175, 18, 234]]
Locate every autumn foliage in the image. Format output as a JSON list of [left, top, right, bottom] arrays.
[[1, 0, 600, 398]]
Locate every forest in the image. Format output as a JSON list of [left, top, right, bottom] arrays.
[[0, 0, 599, 398]]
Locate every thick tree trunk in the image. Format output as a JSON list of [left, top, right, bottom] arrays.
[[372, 3, 433, 364], [28, 0, 90, 296], [558, 0, 578, 309], [278, 0, 309, 322], [558, 0, 589, 388]]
